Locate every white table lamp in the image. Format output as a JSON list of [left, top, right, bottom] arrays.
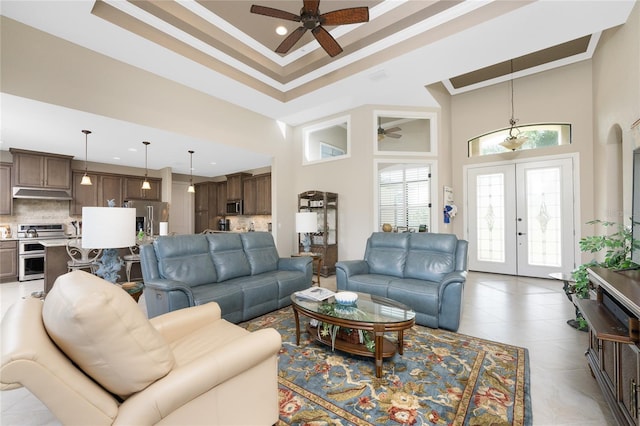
[[296, 212, 317, 253], [82, 207, 136, 283]]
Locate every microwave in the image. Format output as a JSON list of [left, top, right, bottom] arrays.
[[226, 200, 243, 215]]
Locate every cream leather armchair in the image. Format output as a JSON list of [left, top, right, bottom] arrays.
[[1, 271, 281, 425]]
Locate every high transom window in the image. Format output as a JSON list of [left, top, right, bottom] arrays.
[[468, 123, 571, 157]]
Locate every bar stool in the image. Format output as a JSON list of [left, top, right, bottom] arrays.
[[66, 239, 102, 274], [123, 246, 141, 282]]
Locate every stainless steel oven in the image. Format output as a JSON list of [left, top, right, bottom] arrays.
[[17, 224, 66, 281]]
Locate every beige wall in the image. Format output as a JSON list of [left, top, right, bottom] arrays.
[[2, 3, 639, 264]]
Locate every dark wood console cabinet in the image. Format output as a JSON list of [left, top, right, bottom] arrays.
[[575, 267, 640, 425]]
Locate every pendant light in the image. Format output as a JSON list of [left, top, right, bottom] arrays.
[[141, 141, 151, 190], [499, 60, 528, 151], [187, 150, 195, 193], [80, 130, 92, 186]]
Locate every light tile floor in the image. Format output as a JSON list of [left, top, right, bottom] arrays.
[[0, 272, 615, 425]]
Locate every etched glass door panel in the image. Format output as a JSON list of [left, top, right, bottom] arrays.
[[467, 165, 517, 275], [515, 158, 574, 277]]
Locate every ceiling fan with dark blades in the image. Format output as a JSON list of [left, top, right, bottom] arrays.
[[250, 0, 369, 57], [378, 126, 402, 141]]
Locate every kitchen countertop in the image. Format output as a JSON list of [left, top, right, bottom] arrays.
[[39, 238, 77, 247]]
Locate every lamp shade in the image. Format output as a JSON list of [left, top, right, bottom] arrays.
[[82, 207, 136, 249], [295, 212, 318, 233]]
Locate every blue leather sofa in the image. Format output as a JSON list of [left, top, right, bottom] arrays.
[[335, 232, 468, 331], [140, 232, 312, 321]]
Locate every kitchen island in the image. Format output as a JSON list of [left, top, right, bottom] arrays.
[[41, 239, 142, 294]]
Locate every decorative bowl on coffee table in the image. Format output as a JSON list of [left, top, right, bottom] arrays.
[[335, 291, 358, 306]]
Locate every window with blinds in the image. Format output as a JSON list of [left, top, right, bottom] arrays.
[[379, 164, 431, 231]]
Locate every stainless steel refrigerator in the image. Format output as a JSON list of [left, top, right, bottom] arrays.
[[124, 200, 169, 236]]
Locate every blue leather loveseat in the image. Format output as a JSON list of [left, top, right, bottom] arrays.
[[140, 232, 312, 321], [335, 232, 468, 331]]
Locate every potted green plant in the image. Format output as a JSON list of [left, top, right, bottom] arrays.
[[569, 219, 640, 329]]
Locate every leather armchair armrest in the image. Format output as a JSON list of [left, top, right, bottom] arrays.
[[440, 270, 467, 286], [278, 257, 312, 272], [116, 328, 282, 424], [142, 279, 195, 305], [150, 303, 222, 343], [335, 260, 369, 277]]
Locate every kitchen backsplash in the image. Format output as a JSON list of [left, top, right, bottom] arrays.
[[0, 199, 272, 238], [0, 199, 78, 237]]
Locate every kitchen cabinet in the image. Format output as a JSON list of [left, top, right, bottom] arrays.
[[71, 171, 99, 215], [216, 182, 227, 216], [123, 176, 161, 201], [298, 190, 338, 276], [9, 149, 72, 190], [243, 173, 271, 215], [0, 163, 12, 215], [194, 182, 220, 233], [99, 175, 124, 207], [574, 267, 640, 426], [226, 172, 250, 201], [0, 240, 18, 282]]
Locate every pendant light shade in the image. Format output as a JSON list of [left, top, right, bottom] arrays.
[[499, 60, 528, 151], [187, 150, 195, 193], [141, 141, 151, 190], [81, 130, 92, 186]]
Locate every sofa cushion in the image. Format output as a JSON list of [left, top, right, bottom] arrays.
[[154, 235, 217, 286], [206, 234, 252, 282], [240, 233, 279, 275], [42, 271, 175, 398], [364, 233, 409, 278], [404, 233, 458, 282]]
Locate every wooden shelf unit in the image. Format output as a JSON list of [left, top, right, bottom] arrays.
[[298, 190, 338, 277]]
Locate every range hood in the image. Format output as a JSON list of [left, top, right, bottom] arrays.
[[12, 187, 73, 200]]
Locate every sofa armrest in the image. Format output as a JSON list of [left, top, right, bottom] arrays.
[[115, 328, 282, 424], [150, 303, 222, 343], [335, 260, 369, 277], [440, 270, 467, 286], [143, 279, 195, 305], [278, 256, 312, 272]]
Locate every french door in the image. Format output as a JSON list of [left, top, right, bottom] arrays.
[[466, 157, 575, 278]]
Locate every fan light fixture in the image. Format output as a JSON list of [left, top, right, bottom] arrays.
[[500, 60, 528, 151], [80, 130, 92, 186], [187, 150, 195, 193], [141, 141, 151, 190]]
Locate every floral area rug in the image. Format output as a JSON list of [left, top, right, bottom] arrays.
[[241, 307, 532, 426]]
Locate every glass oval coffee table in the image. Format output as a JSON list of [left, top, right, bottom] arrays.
[[291, 291, 415, 378]]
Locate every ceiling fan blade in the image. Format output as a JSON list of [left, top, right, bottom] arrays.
[[312, 26, 342, 57], [385, 127, 402, 133], [321, 7, 369, 26], [386, 133, 402, 139], [302, 0, 320, 15], [276, 27, 307, 54], [250, 5, 300, 22]]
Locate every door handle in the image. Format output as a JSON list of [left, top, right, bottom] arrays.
[[518, 232, 526, 236]]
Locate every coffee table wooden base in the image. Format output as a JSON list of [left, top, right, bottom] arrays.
[[306, 323, 397, 359], [292, 306, 413, 378]]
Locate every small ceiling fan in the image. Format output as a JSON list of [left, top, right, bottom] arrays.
[[377, 125, 402, 141], [250, 0, 369, 57]]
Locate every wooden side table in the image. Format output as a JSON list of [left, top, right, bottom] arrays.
[[120, 281, 144, 302], [292, 252, 323, 286]]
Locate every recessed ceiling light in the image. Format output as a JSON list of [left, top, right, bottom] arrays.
[[112, 156, 121, 160], [128, 148, 137, 152], [210, 161, 217, 165], [276, 26, 287, 36]]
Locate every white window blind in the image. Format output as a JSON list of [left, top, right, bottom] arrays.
[[379, 164, 431, 230]]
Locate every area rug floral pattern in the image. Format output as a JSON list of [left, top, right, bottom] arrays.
[[241, 307, 531, 426]]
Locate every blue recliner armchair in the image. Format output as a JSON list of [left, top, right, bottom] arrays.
[[336, 232, 468, 331]]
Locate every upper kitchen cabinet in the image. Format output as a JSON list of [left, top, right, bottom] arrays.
[[226, 172, 250, 201], [71, 171, 98, 215], [216, 182, 227, 216], [0, 163, 12, 215], [123, 176, 161, 201], [243, 173, 271, 215], [9, 149, 72, 190], [71, 172, 125, 215]]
